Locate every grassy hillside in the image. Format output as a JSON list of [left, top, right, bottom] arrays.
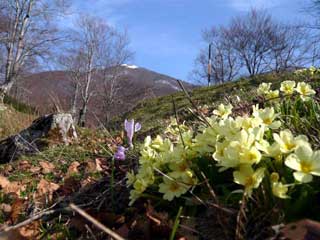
[[111, 71, 320, 136], [1, 70, 320, 239], [0, 99, 37, 139]]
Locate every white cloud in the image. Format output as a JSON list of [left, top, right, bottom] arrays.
[[57, 0, 133, 29], [228, 0, 279, 11]]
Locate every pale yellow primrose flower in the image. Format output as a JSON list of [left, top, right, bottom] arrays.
[[233, 165, 265, 196], [216, 117, 242, 140], [169, 160, 190, 177], [170, 170, 197, 186], [265, 90, 279, 100], [272, 182, 289, 199], [165, 117, 189, 133], [231, 129, 262, 165], [213, 140, 230, 162], [295, 82, 316, 101], [270, 172, 289, 199], [126, 170, 136, 187], [285, 145, 320, 183], [270, 172, 280, 182], [273, 130, 309, 154], [129, 189, 141, 206], [280, 81, 296, 95], [214, 129, 257, 170], [159, 174, 190, 201], [257, 82, 272, 96], [266, 142, 283, 161], [133, 178, 149, 193], [253, 106, 281, 129], [193, 126, 217, 154], [213, 103, 233, 119]]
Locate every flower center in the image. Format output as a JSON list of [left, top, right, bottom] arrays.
[[179, 163, 188, 172], [263, 118, 272, 125], [301, 88, 307, 95], [285, 142, 296, 151], [300, 161, 312, 173], [169, 182, 180, 192], [245, 176, 255, 188], [247, 151, 258, 163]]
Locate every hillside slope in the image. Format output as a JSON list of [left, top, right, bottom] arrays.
[[13, 65, 195, 127], [0, 97, 37, 139], [111, 71, 320, 136], [1, 71, 320, 239]]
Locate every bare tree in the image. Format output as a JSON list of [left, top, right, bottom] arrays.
[[59, 50, 86, 119], [61, 15, 132, 127], [98, 30, 132, 124], [225, 9, 276, 76], [0, 0, 68, 103], [267, 24, 312, 72], [192, 27, 240, 84], [192, 9, 315, 84]]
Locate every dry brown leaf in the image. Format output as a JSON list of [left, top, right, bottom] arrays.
[[66, 161, 80, 176], [0, 204, 12, 214], [36, 179, 59, 202], [95, 158, 104, 172], [116, 224, 129, 238], [39, 161, 55, 174], [80, 176, 95, 188], [3, 182, 25, 195], [68, 216, 87, 233], [84, 160, 96, 173], [0, 176, 10, 188], [29, 166, 41, 173], [10, 199, 25, 224], [59, 177, 81, 196], [19, 221, 40, 239], [0, 175, 25, 195], [3, 165, 13, 173], [0, 229, 27, 240], [18, 161, 31, 171]]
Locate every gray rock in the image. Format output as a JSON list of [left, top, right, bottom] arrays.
[[0, 113, 77, 163]]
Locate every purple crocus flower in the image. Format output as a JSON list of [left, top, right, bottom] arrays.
[[114, 146, 127, 161], [124, 119, 141, 148]]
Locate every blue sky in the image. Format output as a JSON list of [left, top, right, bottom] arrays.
[[64, 0, 311, 82]]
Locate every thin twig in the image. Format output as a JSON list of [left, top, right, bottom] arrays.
[[1, 208, 60, 233], [176, 80, 212, 126], [69, 203, 125, 240], [171, 96, 185, 148], [200, 172, 218, 203], [85, 224, 98, 240], [200, 172, 230, 239], [235, 195, 247, 240]]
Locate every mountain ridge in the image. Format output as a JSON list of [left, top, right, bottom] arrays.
[[13, 65, 196, 127]]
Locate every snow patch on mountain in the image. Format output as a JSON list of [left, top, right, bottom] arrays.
[[157, 79, 180, 91], [121, 64, 139, 69]]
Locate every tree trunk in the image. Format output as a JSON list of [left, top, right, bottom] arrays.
[[0, 81, 14, 104], [78, 103, 87, 127], [78, 53, 93, 127], [70, 82, 79, 119]]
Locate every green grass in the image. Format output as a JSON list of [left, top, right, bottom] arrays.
[[1, 71, 320, 239], [4, 95, 37, 115], [110, 71, 320, 138], [0, 105, 36, 139]]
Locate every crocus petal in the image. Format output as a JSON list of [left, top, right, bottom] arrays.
[[135, 122, 141, 132], [124, 119, 135, 146], [114, 146, 126, 160]]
